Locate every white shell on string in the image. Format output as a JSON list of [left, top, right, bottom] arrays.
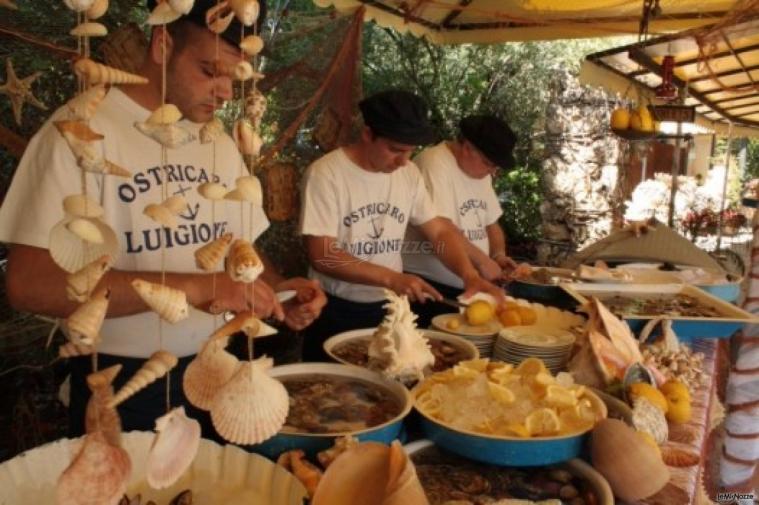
[[240, 35, 264, 56], [199, 117, 224, 144], [168, 0, 194, 15], [86, 0, 108, 19], [67, 217, 105, 244], [66, 254, 112, 303], [236, 176, 263, 206], [232, 120, 262, 156], [147, 1, 182, 25], [66, 85, 107, 121], [70, 22, 108, 37], [63, 0, 96, 12], [63, 194, 104, 218], [206, 1, 235, 34], [134, 121, 196, 149], [228, 0, 259, 26], [49, 217, 119, 273], [183, 337, 239, 410], [146, 104, 182, 125], [197, 182, 227, 200], [66, 287, 110, 346]]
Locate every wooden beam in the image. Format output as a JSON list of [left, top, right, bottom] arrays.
[[0, 27, 79, 60], [0, 124, 28, 159], [687, 63, 759, 84], [440, 0, 473, 29]]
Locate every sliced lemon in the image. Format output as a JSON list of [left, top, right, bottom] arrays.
[[502, 423, 530, 438], [488, 381, 516, 405], [525, 408, 560, 436], [545, 385, 578, 408], [515, 357, 548, 376]]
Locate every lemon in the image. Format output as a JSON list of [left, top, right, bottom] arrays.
[[446, 317, 461, 330], [465, 300, 495, 326], [661, 380, 692, 424], [517, 306, 537, 325], [516, 357, 549, 376], [628, 383, 669, 414], [545, 385, 578, 407], [498, 309, 522, 327], [503, 423, 530, 438], [526, 408, 561, 436], [488, 382, 516, 405], [610, 108, 631, 130]]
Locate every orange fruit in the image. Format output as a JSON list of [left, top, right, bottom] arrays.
[[498, 309, 522, 327], [517, 306, 537, 325], [610, 108, 631, 130]]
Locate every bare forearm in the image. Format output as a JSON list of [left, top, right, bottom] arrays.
[[433, 228, 479, 282], [487, 222, 507, 257]]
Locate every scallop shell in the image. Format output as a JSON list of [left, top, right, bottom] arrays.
[[228, 0, 259, 26], [86, 0, 108, 19], [661, 447, 699, 467], [206, 1, 234, 33], [232, 120, 262, 156], [59, 341, 95, 358], [199, 117, 224, 144], [225, 239, 263, 283], [210, 356, 289, 445], [56, 430, 131, 505], [169, 0, 194, 15], [67, 217, 105, 244], [63, 0, 96, 12], [147, 1, 182, 25], [74, 58, 148, 85], [240, 35, 264, 56], [63, 194, 104, 218], [131, 279, 189, 324], [146, 407, 201, 489], [66, 287, 110, 347], [49, 216, 119, 273], [85, 365, 123, 447], [183, 338, 240, 410], [197, 182, 227, 200], [109, 350, 179, 408], [70, 22, 108, 37], [195, 232, 233, 271], [146, 104, 182, 125], [66, 254, 112, 303], [134, 121, 196, 149]]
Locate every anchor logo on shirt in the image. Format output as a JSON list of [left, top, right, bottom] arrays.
[[474, 209, 483, 228], [174, 185, 200, 221], [368, 216, 384, 239]]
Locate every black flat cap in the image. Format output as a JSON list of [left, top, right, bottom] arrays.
[[359, 90, 436, 146], [147, 0, 267, 48], [460, 115, 516, 170]]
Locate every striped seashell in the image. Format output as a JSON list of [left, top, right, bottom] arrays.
[[63, 0, 96, 12], [232, 120, 262, 156], [183, 338, 239, 410], [66, 254, 112, 303], [86, 0, 108, 19], [66, 85, 107, 121], [66, 287, 110, 346], [74, 58, 148, 85], [146, 407, 201, 489], [63, 194, 104, 218], [147, 0, 182, 25], [59, 341, 95, 358], [70, 22, 108, 37], [195, 232, 233, 271], [109, 350, 179, 408], [134, 121, 196, 149], [205, 1, 234, 34], [67, 217, 105, 244], [661, 447, 699, 467], [131, 279, 189, 323], [210, 357, 289, 445], [197, 181, 227, 200], [146, 104, 182, 125], [169, 0, 194, 15], [225, 239, 263, 283], [240, 35, 264, 56], [85, 364, 123, 446], [199, 117, 224, 144], [228, 0, 259, 26]]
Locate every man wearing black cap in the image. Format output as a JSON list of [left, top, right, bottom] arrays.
[[0, 0, 326, 439], [403, 115, 518, 327], [299, 90, 504, 361]]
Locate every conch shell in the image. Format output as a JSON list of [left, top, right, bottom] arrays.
[[225, 239, 263, 283], [63, 194, 104, 218], [109, 350, 179, 408], [209, 310, 276, 341], [147, 1, 182, 25], [199, 117, 224, 144], [70, 22, 108, 37], [131, 279, 189, 323], [183, 337, 240, 410], [134, 121, 196, 149], [228, 0, 259, 26], [74, 58, 148, 85], [56, 430, 131, 505], [66, 287, 110, 346], [311, 440, 429, 505], [233, 119, 262, 156], [240, 34, 264, 56], [85, 365, 123, 447], [86, 0, 108, 19], [210, 356, 289, 445], [66, 254, 112, 303], [143, 195, 187, 228], [146, 407, 201, 489], [224, 175, 263, 205], [205, 1, 234, 33], [197, 182, 227, 200], [147, 104, 182, 125], [195, 232, 233, 271]]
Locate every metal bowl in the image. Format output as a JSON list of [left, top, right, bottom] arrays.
[[253, 363, 412, 459]]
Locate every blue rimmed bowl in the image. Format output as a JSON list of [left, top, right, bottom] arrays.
[[252, 362, 412, 460]]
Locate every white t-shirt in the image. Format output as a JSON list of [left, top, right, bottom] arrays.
[[0, 88, 269, 358], [403, 142, 502, 288], [299, 148, 437, 303]]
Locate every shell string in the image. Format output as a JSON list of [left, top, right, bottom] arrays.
[[210, 25, 220, 324], [160, 23, 170, 411]]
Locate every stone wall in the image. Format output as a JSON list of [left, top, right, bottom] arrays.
[[537, 70, 624, 265]]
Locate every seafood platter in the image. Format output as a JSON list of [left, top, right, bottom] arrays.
[[561, 283, 759, 339]]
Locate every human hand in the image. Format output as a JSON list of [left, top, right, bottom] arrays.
[[477, 256, 504, 282], [495, 254, 518, 271], [387, 272, 441, 303], [199, 278, 284, 321], [460, 273, 505, 304], [276, 277, 327, 331]]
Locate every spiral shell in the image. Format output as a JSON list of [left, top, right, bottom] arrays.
[[66, 85, 107, 121], [147, 104, 182, 125], [147, 1, 182, 25], [240, 35, 264, 56], [63, 194, 104, 218], [225, 239, 263, 283], [197, 182, 227, 200], [209, 310, 275, 342], [74, 58, 148, 85], [109, 350, 179, 408], [85, 365, 122, 447], [66, 254, 112, 303], [195, 232, 233, 271], [66, 287, 110, 346], [70, 22, 108, 37], [86, 0, 108, 19], [131, 279, 189, 324], [183, 338, 239, 410]]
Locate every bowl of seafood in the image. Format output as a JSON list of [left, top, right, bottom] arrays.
[[0, 431, 308, 505], [324, 328, 479, 375], [412, 358, 607, 467], [254, 363, 413, 459], [405, 439, 614, 505]]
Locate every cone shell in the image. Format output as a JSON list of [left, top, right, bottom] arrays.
[[132, 279, 189, 323], [67, 217, 105, 244], [209, 310, 261, 341], [199, 117, 224, 144], [144, 203, 177, 228], [50, 216, 119, 273], [134, 121, 196, 149], [197, 182, 227, 200], [56, 431, 131, 505], [229, 0, 259, 26], [195, 232, 233, 271], [240, 35, 264, 56], [206, 2, 234, 33], [146, 407, 201, 489], [183, 338, 240, 410], [63, 194, 104, 218], [85, 365, 123, 447], [147, 104, 182, 125], [109, 350, 179, 408], [243, 319, 277, 339], [66, 254, 112, 303], [66, 85, 107, 121], [63, 0, 95, 12], [210, 357, 289, 445], [70, 22, 108, 37], [169, 0, 194, 15], [233, 120, 262, 156], [66, 287, 110, 346], [225, 239, 263, 283], [147, 1, 182, 25], [74, 58, 148, 85], [59, 341, 95, 358], [86, 0, 109, 19]]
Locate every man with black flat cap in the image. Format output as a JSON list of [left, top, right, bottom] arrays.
[[403, 115, 518, 327], [299, 90, 504, 361], [0, 0, 326, 439]]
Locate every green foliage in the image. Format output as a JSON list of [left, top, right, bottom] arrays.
[[494, 166, 543, 243], [744, 138, 759, 181]]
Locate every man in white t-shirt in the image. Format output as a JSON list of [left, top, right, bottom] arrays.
[[404, 115, 518, 326], [0, 1, 325, 438], [299, 90, 504, 360]]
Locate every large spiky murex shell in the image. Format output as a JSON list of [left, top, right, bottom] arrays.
[[109, 350, 179, 408], [66, 254, 112, 303], [183, 337, 240, 410], [194, 232, 233, 271], [66, 287, 110, 346], [210, 356, 289, 445], [85, 365, 123, 447], [131, 279, 189, 323], [146, 407, 201, 489]]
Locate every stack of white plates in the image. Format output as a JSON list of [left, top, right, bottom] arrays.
[[430, 314, 499, 358], [493, 327, 576, 374]]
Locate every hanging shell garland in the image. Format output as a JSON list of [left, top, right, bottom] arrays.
[[146, 103, 182, 125], [134, 121, 196, 149], [131, 279, 189, 323], [70, 22, 108, 37], [240, 35, 264, 56], [228, 0, 259, 26], [183, 337, 240, 410], [225, 239, 263, 283], [74, 58, 148, 85], [109, 350, 179, 408], [66, 85, 107, 121], [66, 287, 110, 346], [195, 232, 233, 271], [143, 195, 187, 229], [205, 2, 234, 34], [147, 1, 182, 25], [197, 181, 227, 200], [86, 0, 108, 19], [55, 120, 131, 177], [225, 175, 263, 205], [66, 254, 112, 303]]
